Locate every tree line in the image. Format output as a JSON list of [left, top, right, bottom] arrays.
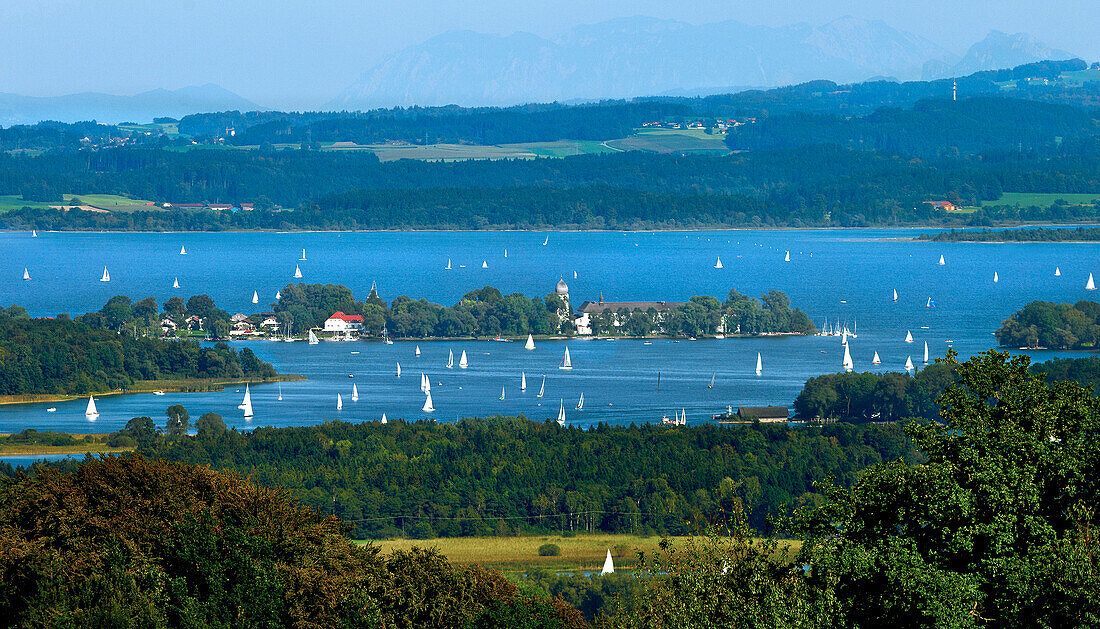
[[995, 300, 1100, 349], [920, 225, 1100, 241]]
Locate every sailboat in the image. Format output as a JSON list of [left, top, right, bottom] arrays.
[[351, 384, 359, 402], [337, 393, 343, 410], [556, 400, 565, 426], [575, 393, 584, 410], [905, 356, 915, 371], [926, 297, 935, 309], [504, 249, 508, 258], [31, 229, 37, 237], [1088, 273, 1097, 291], [537, 375, 546, 398], [542, 235, 549, 246], [420, 373, 428, 393], [524, 334, 536, 350], [293, 264, 303, 279], [381, 413, 387, 424], [923, 341, 929, 364], [308, 330, 319, 344], [275, 290, 281, 300], [905, 330, 914, 343], [172, 277, 179, 288], [841, 329, 848, 346], [573, 270, 577, 279], [755, 352, 762, 376], [300, 248, 307, 261], [499, 386, 506, 401], [240, 385, 253, 417], [937, 254, 946, 265], [708, 372, 715, 389], [1055, 267, 1062, 277], [99, 266, 110, 282], [415, 345, 421, 356], [277, 384, 283, 401], [714, 256, 723, 269], [481, 261, 488, 268], [521, 372, 527, 391], [842, 343, 854, 370], [22, 268, 30, 281], [993, 271, 999, 283], [423, 374, 431, 393], [784, 251, 790, 262], [396, 362, 402, 377], [446, 349, 454, 369], [559, 347, 573, 370], [892, 288, 898, 302], [872, 351, 882, 365], [422, 390, 435, 413], [459, 350, 468, 369], [85, 395, 99, 417], [251, 291, 259, 304], [601, 549, 615, 574], [445, 259, 452, 270]]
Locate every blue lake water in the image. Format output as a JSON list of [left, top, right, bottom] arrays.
[[2, 228, 1098, 433]]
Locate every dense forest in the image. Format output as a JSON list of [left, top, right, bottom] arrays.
[[0, 304, 275, 395], [995, 300, 1100, 349], [112, 415, 919, 537], [920, 225, 1100, 241]]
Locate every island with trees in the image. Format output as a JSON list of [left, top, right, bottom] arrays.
[[995, 300, 1100, 349], [918, 226, 1100, 242]]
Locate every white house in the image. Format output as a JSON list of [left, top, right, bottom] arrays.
[[324, 311, 364, 333]]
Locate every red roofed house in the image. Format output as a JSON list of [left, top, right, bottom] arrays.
[[324, 311, 364, 333]]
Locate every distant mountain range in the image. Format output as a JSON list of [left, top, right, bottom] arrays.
[[0, 84, 262, 127], [330, 17, 1076, 109]]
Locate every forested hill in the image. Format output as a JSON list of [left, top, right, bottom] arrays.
[[134, 416, 918, 537]]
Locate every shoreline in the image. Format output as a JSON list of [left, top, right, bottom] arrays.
[[0, 374, 306, 407]]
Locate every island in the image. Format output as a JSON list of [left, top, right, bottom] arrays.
[[918, 227, 1100, 242], [995, 300, 1100, 349]]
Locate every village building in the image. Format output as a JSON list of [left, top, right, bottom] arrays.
[[574, 293, 685, 335], [324, 311, 364, 333]]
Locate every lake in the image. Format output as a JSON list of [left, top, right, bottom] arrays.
[[2, 228, 1098, 433]]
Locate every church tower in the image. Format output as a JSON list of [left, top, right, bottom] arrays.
[[553, 277, 572, 330]]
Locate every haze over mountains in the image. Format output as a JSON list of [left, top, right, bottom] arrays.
[[0, 84, 261, 127], [332, 17, 1075, 109]]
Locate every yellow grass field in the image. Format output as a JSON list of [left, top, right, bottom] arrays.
[[0, 433, 132, 456]]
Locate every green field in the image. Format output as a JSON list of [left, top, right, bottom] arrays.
[[606, 128, 729, 154], [0, 193, 153, 212], [501, 140, 618, 158], [1060, 68, 1100, 86], [983, 192, 1100, 208]]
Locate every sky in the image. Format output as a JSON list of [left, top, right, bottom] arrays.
[[0, 0, 1095, 110]]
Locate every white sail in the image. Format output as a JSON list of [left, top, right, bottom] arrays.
[[841, 329, 848, 346], [714, 256, 723, 269], [521, 372, 527, 391], [277, 384, 283, 401], [1055, 267, 1061, 277], [872, 351, 881, 365], [842, 343, 853, 370], [351, 384, 359, 401], [542, 235, 549, 246], [709, 372, 715, 388], [601, 549, 614, 574], [381, 413, 388, 424], [499, 386, 506, 401], [924, 341, 930, 364], [445, 259, 452, 270], [300, 248, 307, 261], [1088, 273, 1097, 291], [938, 254, 946, 265], [576, 393, 584, 410], [241, 384, 253, 417], [23, 268, 30, 281], [172, 277, 179, 288], [337, 393, 343, 410], [420, 372, 427, 393], [459, 350, 468, 369], [481, 260, 488, 268], [415, 345, 421, 356], [784, 250, 790, 262], [251, 291, 259, 304], [537, 375, 546, 398], [905, 356, 915, 371], [755, 352, 762, 376], [85, 395, 98, 416], [180, 245, 187, 255], [424, 375, 431, 394], [446, 349, 454, 369], [892, 288, 898, 302], [573, 270, 577, 279], [557, 399, 565, 426], [100, 266, 110, 282], [308, 330, 319, 344], [293, 264, 303, 279], [422, 391, 435, 413], [396, 362, 402, 377], [993, 271, 999, 283], [525, 334, 535, 350], [905, 330, 914, 343], [559, 347, 572, 370], [504, 248, 508, 258], [275, 290, 281, 300], [31, 229, 37, 237]]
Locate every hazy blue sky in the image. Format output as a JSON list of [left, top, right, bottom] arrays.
[[0, 0, 1094, 109]]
